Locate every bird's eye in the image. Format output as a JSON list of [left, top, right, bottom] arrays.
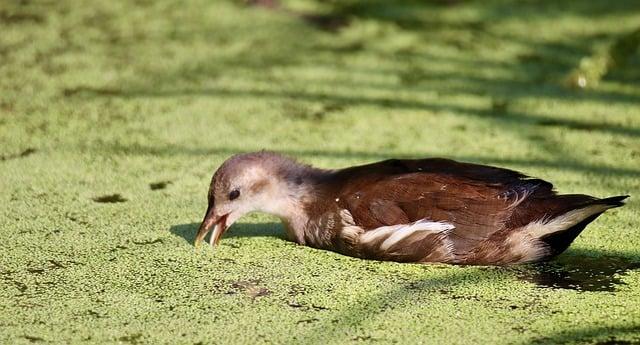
[[228, 189, 240, 201]]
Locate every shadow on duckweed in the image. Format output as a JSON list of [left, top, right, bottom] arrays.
[[529, 324, 640, 345], [170, 222, 286, 245], [170, 222, 640, 344], [100, 143, 640, 180], [171, 222, 640, 292], [515, 251, 640, 292]]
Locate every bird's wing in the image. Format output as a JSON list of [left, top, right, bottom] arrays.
[[334, 158, 554, 260]]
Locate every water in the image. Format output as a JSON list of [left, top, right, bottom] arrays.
[[149, 181, 172, 190], [92, 194, 127, 203]]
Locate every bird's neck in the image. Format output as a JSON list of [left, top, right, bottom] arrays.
[[262, 166, 333, 244]]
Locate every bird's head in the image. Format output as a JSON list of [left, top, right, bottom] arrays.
[[194, 152, 315, 248]]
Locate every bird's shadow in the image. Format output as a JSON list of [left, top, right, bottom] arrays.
[[170, 221, 640, 293], [169, 221, 640, 343], [169, 221, 286, 245]]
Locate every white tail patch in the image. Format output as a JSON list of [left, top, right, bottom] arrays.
[[523, 204, 610, 238], [504, 231, 549, 263], [359, 219, 455, 251]]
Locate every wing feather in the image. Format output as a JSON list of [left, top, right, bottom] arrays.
[[333, 158, 552, 256]]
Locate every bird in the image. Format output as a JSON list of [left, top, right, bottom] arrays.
[[194, 151, 628, 265]]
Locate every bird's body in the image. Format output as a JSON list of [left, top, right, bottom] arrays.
[[196, 152, 628, 265]]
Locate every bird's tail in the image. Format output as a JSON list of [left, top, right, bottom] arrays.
[[594, 195, 631, 207], [534, 195, 629, 258]]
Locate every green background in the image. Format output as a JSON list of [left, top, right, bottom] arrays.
[[1, 1, 639, 344]]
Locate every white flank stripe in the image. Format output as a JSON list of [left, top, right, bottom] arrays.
[[359, 219, 455, 251]]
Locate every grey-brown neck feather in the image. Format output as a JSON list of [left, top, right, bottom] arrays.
[[247, 152, 332, 242], [275, 158, 330, 190]]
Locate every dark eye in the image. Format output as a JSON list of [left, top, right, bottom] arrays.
[[228, 189, 240, 201]]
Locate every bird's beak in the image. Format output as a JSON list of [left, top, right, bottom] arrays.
[[194, 206, 230, 248]]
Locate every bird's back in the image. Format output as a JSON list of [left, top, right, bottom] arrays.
[[316, 158, 627, 264]]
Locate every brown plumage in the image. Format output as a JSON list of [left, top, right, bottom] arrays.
[[194, 151, 628, 265]]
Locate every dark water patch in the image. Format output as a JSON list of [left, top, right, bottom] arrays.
[[527, 134, 546, 141], [92, 194, 127, 203], [1, 148, 37, 161], [286, 300, 330, 312], [445, 293, 483, 302], [531, 324, 640, 344], [352, 335, 378, 341], [321, 102, 345, 115], [149, 180, 172, 190], [118, 333, 143, 344], [0, 100, 13, 113], [301, 13, 350, 32], [297, 318, 319, 324], [535, 118, 599, 131], [132, 238, 163, 245], [23, 335, 44, 343], [0, 10, 45, 24], [26, 268, 45, 274], [87, 310, 104, 319], [517, 53, 546, 63], [0, 271, 16, 277], [18, 148, 36, 157], [594, 338, 639, 345], [26, 259, 79, 277], [63, 86, 122, 97], [518, 254, 640, 292], [45, 228, 62, 237], [321, 41, 364, 53], [491, 98, 509, 114], [109, 244, 129, 253], [245, 0, 279, 9], [12, 280, 28, 292], [2, 273, 28, 294], [512, 326, 527, 333], [48, 259, 66, 269]]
